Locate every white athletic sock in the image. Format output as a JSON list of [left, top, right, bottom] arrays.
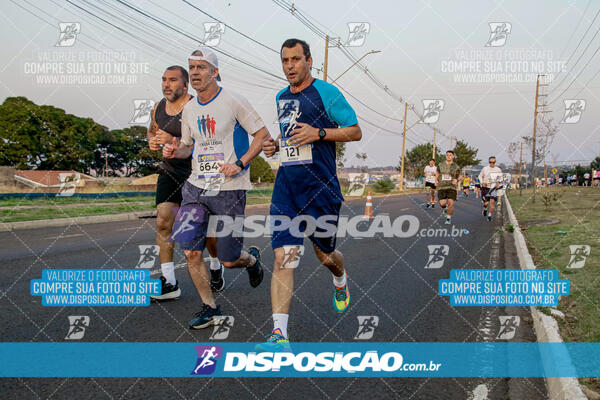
[[208, 256, 221, 271], [273, 313, 289, 338], [333, 271, 347, 287], [161, 262, 176, 285]]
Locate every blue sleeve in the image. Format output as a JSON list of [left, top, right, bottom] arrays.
[[313, 79, 358, 127], [275, 87, 287, 118], [275, 87, 288, 138]]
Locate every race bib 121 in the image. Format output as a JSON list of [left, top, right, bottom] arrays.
[[280, 139, 312, 166]]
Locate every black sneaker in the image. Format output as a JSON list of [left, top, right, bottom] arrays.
[[151, 276, 181, 301], [189, 304, 222, 329], [425, 203, 430, 209], [431, 203, 435, 208], [246, 246, 264, 288], [483, 208, 488, 216], [210, 263, 225, 292]]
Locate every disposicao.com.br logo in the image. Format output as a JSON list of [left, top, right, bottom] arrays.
[[214, 350, 441, 375]]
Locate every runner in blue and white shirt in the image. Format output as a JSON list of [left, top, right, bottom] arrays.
[[258, 39, 362, 351]]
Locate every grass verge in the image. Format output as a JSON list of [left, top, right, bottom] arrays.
[[508, 186, 600, 393]]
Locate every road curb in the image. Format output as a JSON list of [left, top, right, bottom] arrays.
[[0, 211, 157, 232], [504, 193, 586, 400]]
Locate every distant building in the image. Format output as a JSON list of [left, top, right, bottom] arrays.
[[9, 168, 98, 190], [14, 170, 96, 188]]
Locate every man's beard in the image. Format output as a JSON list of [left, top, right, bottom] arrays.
[[165, 88, 185, 102]]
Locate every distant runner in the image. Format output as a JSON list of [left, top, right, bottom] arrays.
[[424, 159, 437, 208], [479, 156, 503, 222], [436, 150, 461, 225]]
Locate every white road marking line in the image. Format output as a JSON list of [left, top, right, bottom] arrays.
[[43, 233, 85, 240], [471, 384, 489, 400]]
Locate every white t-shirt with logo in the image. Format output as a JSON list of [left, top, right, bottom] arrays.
[[424, 165, 437, 183], [479, 166, 503, 187], [181, 87, 265, 191]]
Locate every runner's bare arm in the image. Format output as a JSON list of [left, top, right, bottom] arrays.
[[163, 140, 192, 159], [478, 169, 486, 188], [221, 127, 270, 176], [164, 110, 192, 159], [288, 122, 361, 146], [147, 104, 160, 151], [263, 133, 282, 157]]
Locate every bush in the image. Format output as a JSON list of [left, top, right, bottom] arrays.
[[541, 190, 561, 211], [372, 179, 395, 193]]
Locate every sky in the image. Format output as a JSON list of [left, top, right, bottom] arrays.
[[1, 0, 599, 169]]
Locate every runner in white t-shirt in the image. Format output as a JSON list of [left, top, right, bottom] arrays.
[[424, 159, 438, 208], [478, 156, 503, 222], [163, 48, 270, 330]]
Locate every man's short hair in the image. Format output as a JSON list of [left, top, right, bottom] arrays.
[[446, 150, 455, 155], [430, 158, 436, 162], [489, 156, 496, 161], [281, 38, 311, 59], [165, 65, 189, 84]]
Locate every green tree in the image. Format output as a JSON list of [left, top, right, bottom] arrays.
[[336, 142, 346, 169], [250, 156, 275, 183], [400, 143, 443, 179], [0, 96, 104, 173], [453, 139, 480, 170], [355, 152, 368, 173], [121, 126, 160, 176]]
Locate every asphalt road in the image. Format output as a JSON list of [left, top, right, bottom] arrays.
[[0, 193, 548, 399]]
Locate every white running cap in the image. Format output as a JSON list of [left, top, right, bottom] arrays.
[[189, 47, 221, 81]]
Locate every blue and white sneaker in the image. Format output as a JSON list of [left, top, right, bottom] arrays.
[[255, 329, 292, 352], [189, 304, 222, 329]]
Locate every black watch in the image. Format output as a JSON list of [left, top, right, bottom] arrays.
[[235, 159, 244, 169], [318, 128, 327, 141]]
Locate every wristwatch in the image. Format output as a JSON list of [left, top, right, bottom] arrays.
[[235, 159, 244, 169], [318, 128, 327, 141]]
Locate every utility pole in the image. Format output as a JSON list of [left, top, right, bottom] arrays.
[[519, 142, 523, 196], [432, 128, 437, 160], [399, 102, 408, 191], [450, 136, 456, 149], [104, 149, 108, 178], [544, 154, 548, 186], [323, 35, 329, 81], [531, 74, 548, 203]]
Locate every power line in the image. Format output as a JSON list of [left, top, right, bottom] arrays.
[[14, 0, 427, 144], [112, 0, 287, 81], [180, 0, 280, 55], [172, 0, 407, 124], [273, 0, 443, 138], [548, 5, 600, 94], [548, 41, 600, 104], [558, 0, 592, 60]]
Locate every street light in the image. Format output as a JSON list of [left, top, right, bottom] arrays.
[[330, 50, 381, 84]]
